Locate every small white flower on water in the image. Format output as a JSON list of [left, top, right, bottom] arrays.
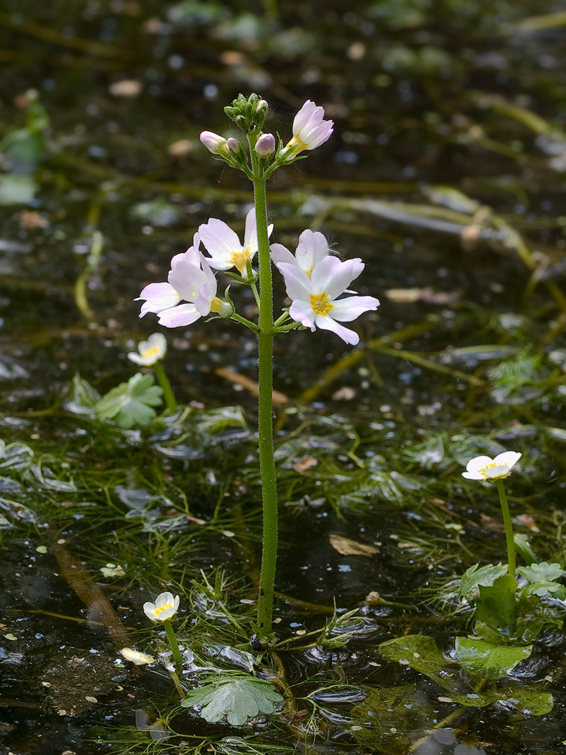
[[275, 241, 380, 345], [271, 229, 331, 278], [143, 592, 180, 623], [282, 100, 334, 157], [462, 451, 522, 481], [136, 233, 231, 327], [127, 333, 167, 366], [198, 208, 273, 278], [120, 647, 155, 665]]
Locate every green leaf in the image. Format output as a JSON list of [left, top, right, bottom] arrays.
[[518, 562, 563, 583], [453, 686, 553, 715], [95, 373, 163, 428], [454, 638, 531, 680], [379, 635, 454, 690], [181, 677, 283, 726], [195, 405, 248, 434], [520, 581, 566, 599], [476, 574, 518, 637], [459, 563, 508, 599]]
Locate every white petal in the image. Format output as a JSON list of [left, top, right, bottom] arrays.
[[293, 100, 317, 135], [483, 465, 511, 479], [270, 243, 295, 268], [462, 471, 484, 480], [169, 260, 208, 302], [493, 451, 521, 470], [331, 295, 380, 322], [137, 282, 180, 316], [315, 314, 359, 344], [277, 262, 312, 302], [157, 303, 201, 328], [295, 229, 331, 273], [289, 299, 316, 330], [465, 455, 494, 475], [199, 218, 242, 262]]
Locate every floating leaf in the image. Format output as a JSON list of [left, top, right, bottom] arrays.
[[181, 676, 283, 726], [379, 635, 457, 691], [518, 562, 563, 583], [95, 373, 163, 428], [454, 638, 531, 680]]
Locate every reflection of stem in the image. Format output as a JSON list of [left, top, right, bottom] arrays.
[[75, 230, 104, 322], [496, 479, 516, 576], [163, 618, 183, 666], [153, 361, 177, 413]]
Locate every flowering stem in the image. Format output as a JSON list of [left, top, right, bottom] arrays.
[[153, 361, 177, 413], [496, 479, 516, 576], [163, 618, 183, 666], [250, 135, 278, 643]]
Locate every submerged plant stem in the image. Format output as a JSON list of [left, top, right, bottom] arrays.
[[251, 152, 278, 642], [153, 361, 177, 413], [163, 618, 183, 666], [496, 479, 516, 576]]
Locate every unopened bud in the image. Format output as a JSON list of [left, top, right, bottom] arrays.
[[226, 137, 240, 151], [255, 133, 276, 157], [200, 131, 228, 155]]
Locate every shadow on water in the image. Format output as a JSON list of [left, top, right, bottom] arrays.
[[1, 0, 566, 752]]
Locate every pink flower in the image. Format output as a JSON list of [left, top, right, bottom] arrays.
[[282, 100, 334, 156], [198, 208, 273, 278], [276, 252, 380, 345], [136, 234, 230, 328]]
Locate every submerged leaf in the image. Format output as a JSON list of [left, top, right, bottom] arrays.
[[329, 534, 378, 556], [95, 373, 163, 428], [379, 635, 456, 691]]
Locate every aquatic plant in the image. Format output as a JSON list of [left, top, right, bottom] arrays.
[[136, 94, 379, 643], [144, 591, 183, 665]]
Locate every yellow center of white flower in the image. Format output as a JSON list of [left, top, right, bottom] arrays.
[[310, 292, 333, 315], [480, 462, 508, 477], [230, 246, 253, 275], [286, 135, 308, 155], [210, 297, 224, 313], [141, 345, 162, 359], [153, 601, 174, 616]]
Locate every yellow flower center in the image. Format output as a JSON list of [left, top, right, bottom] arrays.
[[285, 135, 308, 155], [310, 292, 333, 316], [154, 602, 173, 616], [230, 246, 253, 275], [210, 297, 224, 313], [141, 345, 162, 359]]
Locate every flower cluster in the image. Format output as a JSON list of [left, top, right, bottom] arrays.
[[137, 98, 377, 345]]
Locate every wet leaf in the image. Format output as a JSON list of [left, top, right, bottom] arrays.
[[476, 574, 518, 637], [459, 563, 508, 599], [181, 676, 283, 725], [379, 635, 454, 690], [329, 534, 378, 556], [453, 686, 553, 715], [454, 638, 531, 680], [95, 373, 163, 428]]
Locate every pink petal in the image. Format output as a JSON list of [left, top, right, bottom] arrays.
[[289, 299, 316, 330], [157, 303, 201, 328], [270, 243, 295, 268], [137, 282, 180, 316], [199, 218, 242, 262], [277, 262, 312, 302], [293, 100, 317, 135], [168, 261, 208, 302]]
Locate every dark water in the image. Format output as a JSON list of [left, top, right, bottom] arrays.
[[1, 0, 566, 753]]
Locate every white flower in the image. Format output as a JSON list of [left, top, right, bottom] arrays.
[[198, 208, 273, 278], [462, 452, 522, 481], [127, 333, 167, 366], [276, 253, 380, 345], [282, 100, 334, 156], [136, 234, 231, 328], [271, 229, 331, 278], [120, 647, 155, 665], [143, 592, 180, 623], [200, 131, 228, 155]]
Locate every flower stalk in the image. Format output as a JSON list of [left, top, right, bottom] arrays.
[[163, 618, 183, 666], [248, 130, 278, 641], [153, 361, 177, 413], [496, 479, 516, 577]]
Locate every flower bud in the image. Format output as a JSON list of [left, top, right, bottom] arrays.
[[200, 131, 228, 155], [255, 133, 276, 157], [226, 137, 240, 151]]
